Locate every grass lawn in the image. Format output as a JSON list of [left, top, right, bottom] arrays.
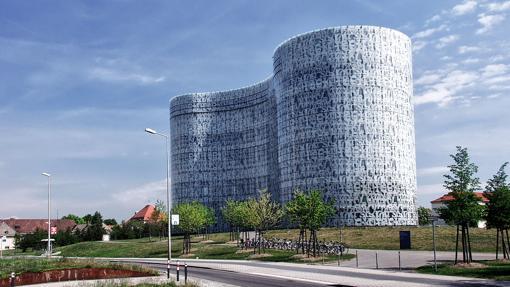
[[267, 226, 497, 252], [54, 236, 353, 264], [0, 258, 158, 279], [16, 226, 495, 262], [416, 260, 510, 281]]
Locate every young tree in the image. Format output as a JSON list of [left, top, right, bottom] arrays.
[[203, 206, 216, 240], [173, 201, 209, 254], [304, 190, 335, 257], [222, 200, 237, 241], [417, 207, 432, 226], [285, 190, 309, 254], [152, 200, 167, 240], [246, 189, 283, 254], [439, 146, 484, 264], [484, 162, 510, 259]]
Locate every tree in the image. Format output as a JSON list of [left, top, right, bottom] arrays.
[[62, 214, 85, 224], [152, 200, 167, 240], [103, 218, 118, 226], [54, 227, 80, 246], [303, 190, 335, 257], [82, 214, 93, 224], [439, 146, 484, 264], [285, 190, 309, 254], [417, 207, 432, 226], [484, 162, 510, 259], [246, 189, 283, 254], [173, 201, 209, 254], [80, 211, 105, 241], [15, 228, 46, 252], [203, 206, 216, 240]]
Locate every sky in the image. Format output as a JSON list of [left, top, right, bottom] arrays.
[[0, 0, 509, 222]]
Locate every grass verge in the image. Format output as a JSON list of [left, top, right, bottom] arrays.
[[416, 260, 510, 281]]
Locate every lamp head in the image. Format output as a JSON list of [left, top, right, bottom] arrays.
[[145, 128, 157, 134], [42, 172, 51, 177]]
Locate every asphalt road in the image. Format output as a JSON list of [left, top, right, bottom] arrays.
[[133, 260, 509, 287]]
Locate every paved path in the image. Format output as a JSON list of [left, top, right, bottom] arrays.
[[337, 249, 496, 269]]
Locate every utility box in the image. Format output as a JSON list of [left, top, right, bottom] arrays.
[[399, 231, 411, 249]]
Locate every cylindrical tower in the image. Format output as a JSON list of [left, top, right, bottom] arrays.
[[273, 26, 417, 226]]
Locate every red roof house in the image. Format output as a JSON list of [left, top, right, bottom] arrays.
[[0, 219, 76, 235], [430, 192, 489, 204], [129, 205, 157, 222]]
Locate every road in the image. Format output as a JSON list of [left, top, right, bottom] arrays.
[[120, 259, 510, 287]]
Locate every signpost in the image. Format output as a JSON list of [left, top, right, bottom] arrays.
[[171, 214, 180, 226], [429, 215, 439, 272]]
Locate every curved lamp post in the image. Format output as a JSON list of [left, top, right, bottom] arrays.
[[145, 128, 171, 278]]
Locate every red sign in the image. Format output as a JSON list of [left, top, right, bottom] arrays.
[[50, 226, 57, 235]]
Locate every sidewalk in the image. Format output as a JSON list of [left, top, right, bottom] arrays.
[[338, 248, 496, 269]]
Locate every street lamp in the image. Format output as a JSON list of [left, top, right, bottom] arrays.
[[41, 172, 51, 258], [145, 128, 171, 278]]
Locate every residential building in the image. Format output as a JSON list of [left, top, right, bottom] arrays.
[[430, 192, 489, 228], [0, 222, 16, 250]]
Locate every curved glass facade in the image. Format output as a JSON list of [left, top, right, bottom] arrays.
[[170, 26, 417, 229]]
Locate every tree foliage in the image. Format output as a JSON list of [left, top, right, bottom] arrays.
[[439, 146, 484, 263], [246, 189, 283, 254], [62, 214, 85, 224], [484, 162, 510, 259], [417, 207, 432, 226], [172, 201, 211, 254]]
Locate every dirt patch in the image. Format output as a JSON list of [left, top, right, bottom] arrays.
[[179, 253, 196, 258], [0, 268, 152, 286], [453, 262, 487, 269], [292, 254, 324, 262], [249, 253, 272, 259], [236, 249, 256, 254], [200, 240, 215, 244]]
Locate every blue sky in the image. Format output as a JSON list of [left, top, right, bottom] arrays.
[[0, 0, 509, 221]]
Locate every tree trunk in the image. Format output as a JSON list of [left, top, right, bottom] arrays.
[[461, 225, 466, 263], [466, 225, 472, 263], [496, 228, 500, 260], [505, 229, 510, 259], [455, 225, 459, 264]]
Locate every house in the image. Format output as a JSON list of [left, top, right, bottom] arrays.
[[128, 204, 158, 223], [431, 192, 489, 228], [0, 218, 76, 235], [0, 222, 16, 250]]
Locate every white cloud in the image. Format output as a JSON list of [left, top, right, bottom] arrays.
[[413, 41, 427, 53], [476, 13, 506, 34], [415, 73, 441, 86], [415, 70, 478, 106], [425, 14, 442, 25], [487, 1, 510, 12], [113, 179, 167, 204], [458, 45, 481, 54], [417, 166, 449, 176], [452, 0, 477, 15], [412, 25, 446, 39], [435, 35, 460, 49], [89, 67, 165, 85], [462, 58, 480, 64], [481, 63, 508, 77]]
